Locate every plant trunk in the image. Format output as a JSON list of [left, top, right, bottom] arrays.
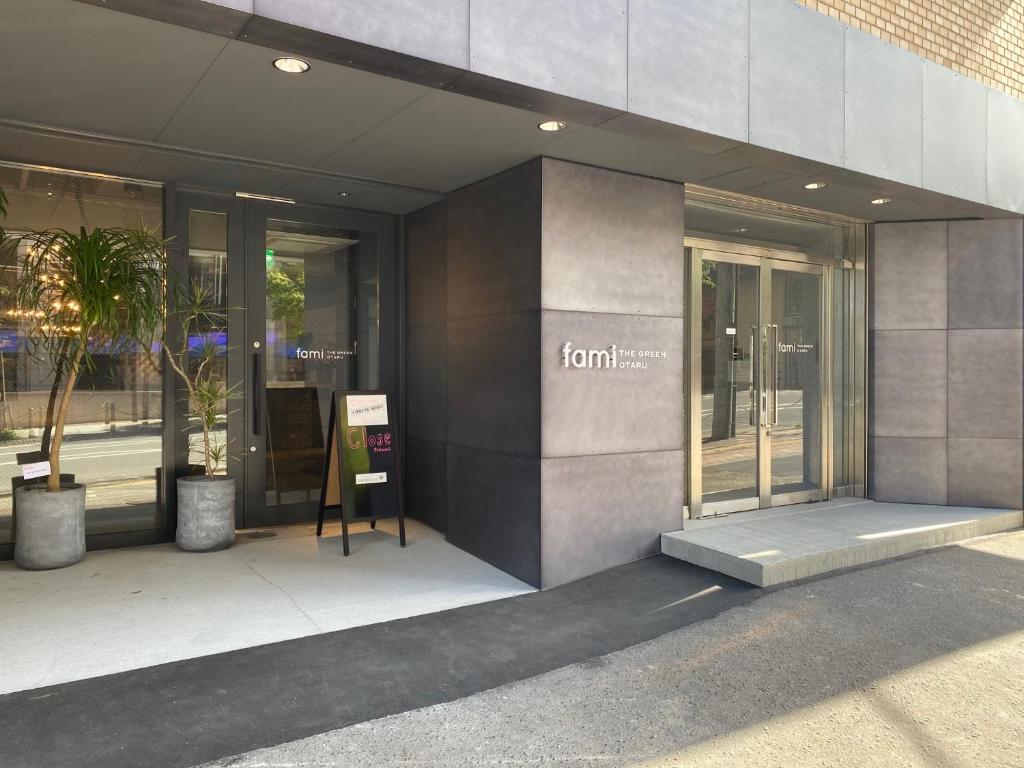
[[40, 343, 68, 457], [47, 345, 83, 492]]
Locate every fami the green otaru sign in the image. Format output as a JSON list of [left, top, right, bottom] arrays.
[[317, 391, 406, 555]]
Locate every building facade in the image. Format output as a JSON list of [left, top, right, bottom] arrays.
[[0, 0, 1021, 588]]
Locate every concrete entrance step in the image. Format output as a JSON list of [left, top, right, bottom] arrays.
[[660, 499, 1023, 587]]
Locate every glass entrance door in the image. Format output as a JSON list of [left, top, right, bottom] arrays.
[[175, 193, 394, 530], [691, 246, 826, 517]]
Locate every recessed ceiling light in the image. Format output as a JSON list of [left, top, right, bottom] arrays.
[[804, 181, 828, 190], [273, 57, 310, 74], [870, 197, 892, 205], [338, 191, 350, 198], [538, 120, 568, 132], [732, 227, 748, 233]]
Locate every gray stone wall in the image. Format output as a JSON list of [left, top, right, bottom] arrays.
[[405, 162, 543, 587], [406, 159, 686, 588], [870, 220, 1024, 508], [539, 159, 685, 587]]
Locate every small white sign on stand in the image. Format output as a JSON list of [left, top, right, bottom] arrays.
[[21, 460, 51, 480]]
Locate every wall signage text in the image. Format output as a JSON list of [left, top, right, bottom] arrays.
[[560, 342, 667, 371]]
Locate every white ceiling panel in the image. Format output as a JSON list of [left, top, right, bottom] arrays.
[[317, 90, 572, 191], [157, 40, 430, 168], [0, 0, 227, 140]]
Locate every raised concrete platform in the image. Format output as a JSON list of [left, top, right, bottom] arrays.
[[661, 499, 1023, 587]]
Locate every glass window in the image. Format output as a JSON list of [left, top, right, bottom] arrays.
[[0, 165, 163, 543]]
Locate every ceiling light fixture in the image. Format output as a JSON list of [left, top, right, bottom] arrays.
[[870, 197, 892, 205], [273, 57, 310, 74], [235, 192, 296, 204], [338, 191, 351, 198], [538, 120, 568, 132], [804, 181, 828, 190]]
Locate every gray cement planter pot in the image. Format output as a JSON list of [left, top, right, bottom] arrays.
[[14, 484, 87, 570], [177, 476, 235, 552]]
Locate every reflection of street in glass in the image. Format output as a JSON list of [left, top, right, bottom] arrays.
[[0, 421, 190, 540]]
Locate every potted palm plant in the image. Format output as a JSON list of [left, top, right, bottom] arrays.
[[12, 226, 164, 569], [163, 280, 236, 552]]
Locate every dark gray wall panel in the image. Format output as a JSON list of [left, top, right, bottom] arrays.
[[948, 219, 1024, 330], [947, 329, 1024, 439], [406, 322, 447, 442], [541, 159, 685, 317], [254, 0, 470, 68], [406, 202, 447, 326], [871, 222, 947, 331], [447, 160, 541, 319], [447, 446, 541, 587], [541, 310, 684, 457], [447, 313, 540, 455], [948, 438, 1023, 509], [869, 437, 947, 505], [626, 0, 749, 143], [540, 451, 683, 588], [405, 438, 447, 533], [870, 330, 947, 438], [468, 0, 627, 109], [749, 0, 845, 167]]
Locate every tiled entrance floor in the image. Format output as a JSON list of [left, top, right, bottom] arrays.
[[661, 498, 1023, 587], [0, 519, 532, 695]]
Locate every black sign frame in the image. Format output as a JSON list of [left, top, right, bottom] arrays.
[[316, 390, 406, 555]]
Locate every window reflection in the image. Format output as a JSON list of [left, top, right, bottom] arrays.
[[0, 166, 163, 543]]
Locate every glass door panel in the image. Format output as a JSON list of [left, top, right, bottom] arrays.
[[692, 249, 825, 517], [769, 266, 822, 498], [700, 260, 760, 507], [258, 219, 379, 518]]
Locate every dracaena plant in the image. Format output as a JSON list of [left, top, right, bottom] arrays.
[[163, 279, 238, 478], [13, 227, 165, 492]]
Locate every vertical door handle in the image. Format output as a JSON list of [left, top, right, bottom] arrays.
[[252, 347, 262, 436], [769, 324, 780, 426], [748, 326, 757, 426]]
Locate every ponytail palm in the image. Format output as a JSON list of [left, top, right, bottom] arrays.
[[14, 227, 165, 492]]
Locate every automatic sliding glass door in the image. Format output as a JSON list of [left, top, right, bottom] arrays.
[[690, 246, 826, 518]]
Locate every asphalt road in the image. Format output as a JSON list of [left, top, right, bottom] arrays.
[[205, 529, 1024, 768]]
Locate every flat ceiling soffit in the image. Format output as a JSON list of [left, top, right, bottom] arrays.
[[3, 0, 1016, 222]]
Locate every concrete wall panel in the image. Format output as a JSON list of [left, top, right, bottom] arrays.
[[922, 62, 988, 203], [844, 29, 924, 187], [869, 437, 947, 505], [870, 330, 947, 437], [406, 438, 447, 532], [626, 0, 748, 142], [542, 310, 684, 457], [447, 446, 541, 586], [987, 90, 1024, 214], [541, 159, 685, 317], [871, 222, 947, 331], [253, 0, 469, 68], [407, 323, 447, 442], [447, 313, 540, 455], [447, 160, 541, 319], [947, 329, 1024, 439], [406, 202, 447, 326], [469, 0, 627, 109], [948, 438, 1023, 509], [540, 451, 684, 587], [948, 219, 1024, 330], [749, 0, 845, 166]]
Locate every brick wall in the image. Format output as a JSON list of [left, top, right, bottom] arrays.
[[798, 1, 1024, 99]]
